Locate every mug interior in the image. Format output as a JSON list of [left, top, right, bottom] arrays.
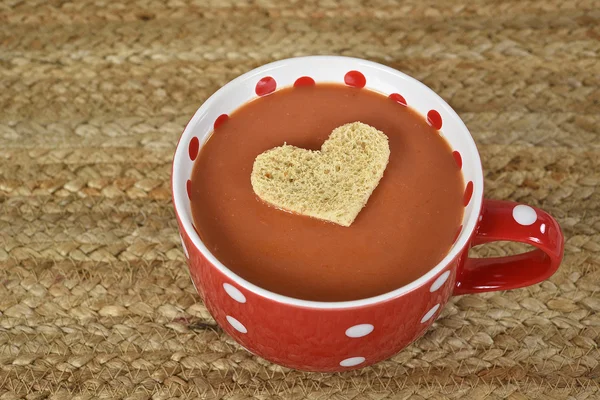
[[172, 56, 484, 308]]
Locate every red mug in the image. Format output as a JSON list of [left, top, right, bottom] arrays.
[[172, 56, 564, 372]]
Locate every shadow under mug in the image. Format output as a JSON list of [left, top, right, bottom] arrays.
[[172, 56, 564, 372]]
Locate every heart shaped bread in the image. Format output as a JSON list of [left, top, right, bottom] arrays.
[[251, 122, 390, 227]]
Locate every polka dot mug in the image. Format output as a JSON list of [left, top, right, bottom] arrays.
[[172, 56, 564, 372]]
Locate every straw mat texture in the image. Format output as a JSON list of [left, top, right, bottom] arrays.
[[1, 1, 599, 398]]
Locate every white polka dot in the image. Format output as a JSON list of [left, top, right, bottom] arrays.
[[512, 205, 537, 226], [430, 271, 451, 292], [223, 283, 246, 303], [226, 316, 247, 333], [420, 304, 440, 323], [339, 357, 365, 367], [345, 324, 374, 338], [479, 215, 483, 222], [540, 223, 546, 234], [179, 234, 189, 258]]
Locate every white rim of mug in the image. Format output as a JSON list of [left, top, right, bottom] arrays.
[[172, 55, 484, 310]]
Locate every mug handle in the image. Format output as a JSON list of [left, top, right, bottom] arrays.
[[454, 199, 564, 295]]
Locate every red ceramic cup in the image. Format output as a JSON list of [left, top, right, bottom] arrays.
[[172, 56, 564, 372]]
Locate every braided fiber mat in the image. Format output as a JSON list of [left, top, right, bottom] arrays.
[[1, 0, 599, 398]]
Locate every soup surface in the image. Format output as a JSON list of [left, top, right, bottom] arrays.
[[190, 84, 464, 301]]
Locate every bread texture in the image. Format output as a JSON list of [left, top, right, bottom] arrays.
[[251, 122, 390, 227]]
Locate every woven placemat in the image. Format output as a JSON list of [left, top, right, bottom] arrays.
[[1, 1, 599, 398]]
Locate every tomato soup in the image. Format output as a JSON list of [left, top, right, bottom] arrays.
[[190, 84, 464, 301]]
